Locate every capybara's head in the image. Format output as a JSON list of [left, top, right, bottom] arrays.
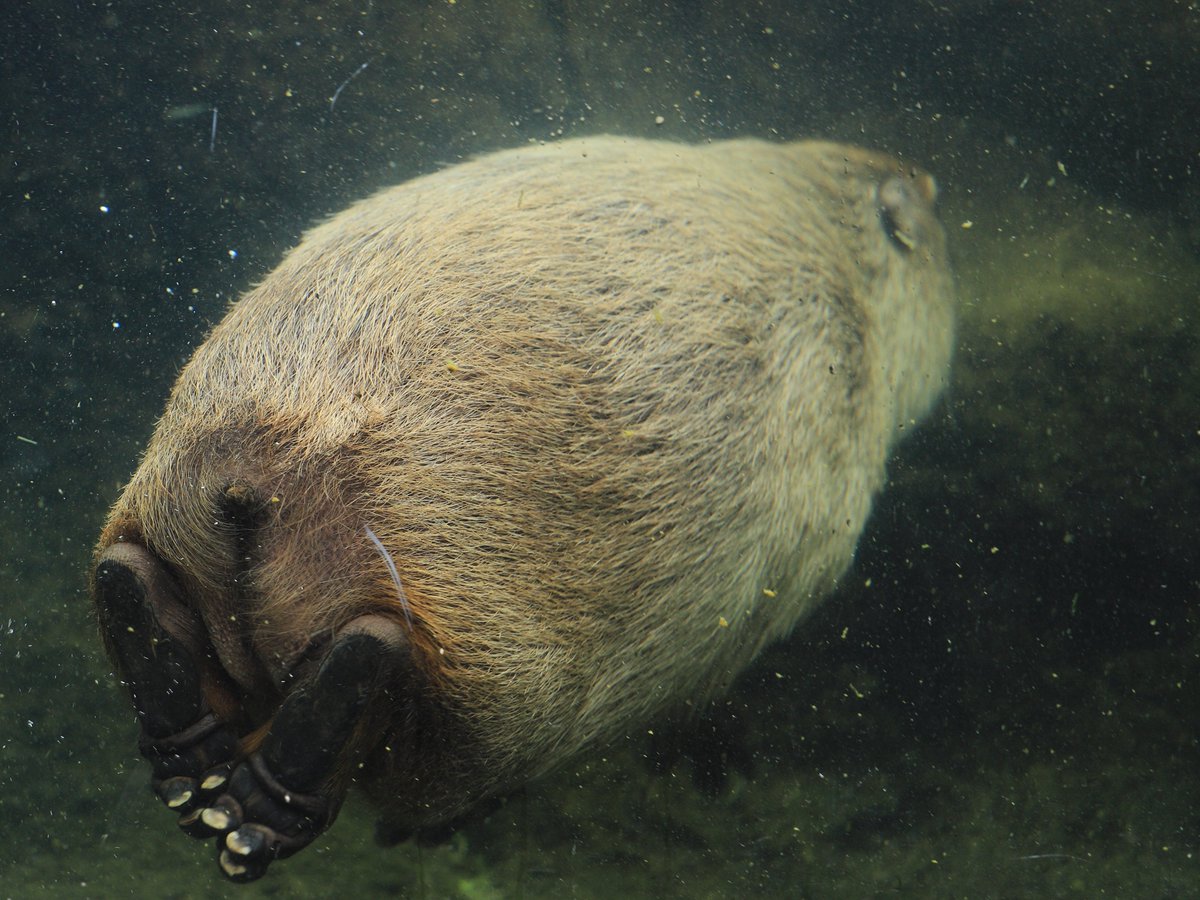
[[91, 135, 954, 880]]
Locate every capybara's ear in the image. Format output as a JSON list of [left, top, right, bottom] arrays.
[[877, 173, 938, 255]]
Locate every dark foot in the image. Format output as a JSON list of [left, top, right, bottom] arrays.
[[95, 543, 411, 882], [94, 543, 242, 797], [185, 625, 406, 881], [177, 751, 334, 882]]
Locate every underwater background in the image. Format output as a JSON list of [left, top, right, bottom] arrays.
[[2, 0, 1197, 896]]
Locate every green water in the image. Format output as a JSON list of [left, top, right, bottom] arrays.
[[2, 1, 1196, 896]]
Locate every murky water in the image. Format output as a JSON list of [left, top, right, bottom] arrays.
[[2, 1, 1196, 896]]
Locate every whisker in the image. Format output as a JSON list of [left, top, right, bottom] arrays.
[[363, 524, 414, 631]]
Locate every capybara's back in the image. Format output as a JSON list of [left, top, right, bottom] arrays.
[[91, 135, 954, 880]]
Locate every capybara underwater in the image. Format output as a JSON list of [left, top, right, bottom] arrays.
[[90, 135, 955, 880]]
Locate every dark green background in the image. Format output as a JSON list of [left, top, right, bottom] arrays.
[[2, 1, 1197, 896]]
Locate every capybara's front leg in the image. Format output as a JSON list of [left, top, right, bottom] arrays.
[[93, 543, 242, 815], [188, 617, 410, 882]]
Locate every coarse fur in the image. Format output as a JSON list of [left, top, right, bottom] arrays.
[[95, 135, 954, 833]]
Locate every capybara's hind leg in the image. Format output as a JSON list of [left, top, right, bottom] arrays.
[[188, 616, 411, 882], [93, 543, 241, 812]]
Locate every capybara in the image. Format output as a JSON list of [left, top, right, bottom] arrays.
[[91, 135, 955, 880]]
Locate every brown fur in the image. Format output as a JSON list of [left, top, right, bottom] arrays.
[[95, 135, 954, 831]]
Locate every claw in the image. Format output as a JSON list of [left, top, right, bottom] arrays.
[[200, 802, 240, 833], [157, 776, 198, 811], [225, 826, 267, 858], [218, 845, 269, 883]]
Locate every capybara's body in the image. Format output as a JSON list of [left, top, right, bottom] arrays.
[[93, 135, 954, 876]]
